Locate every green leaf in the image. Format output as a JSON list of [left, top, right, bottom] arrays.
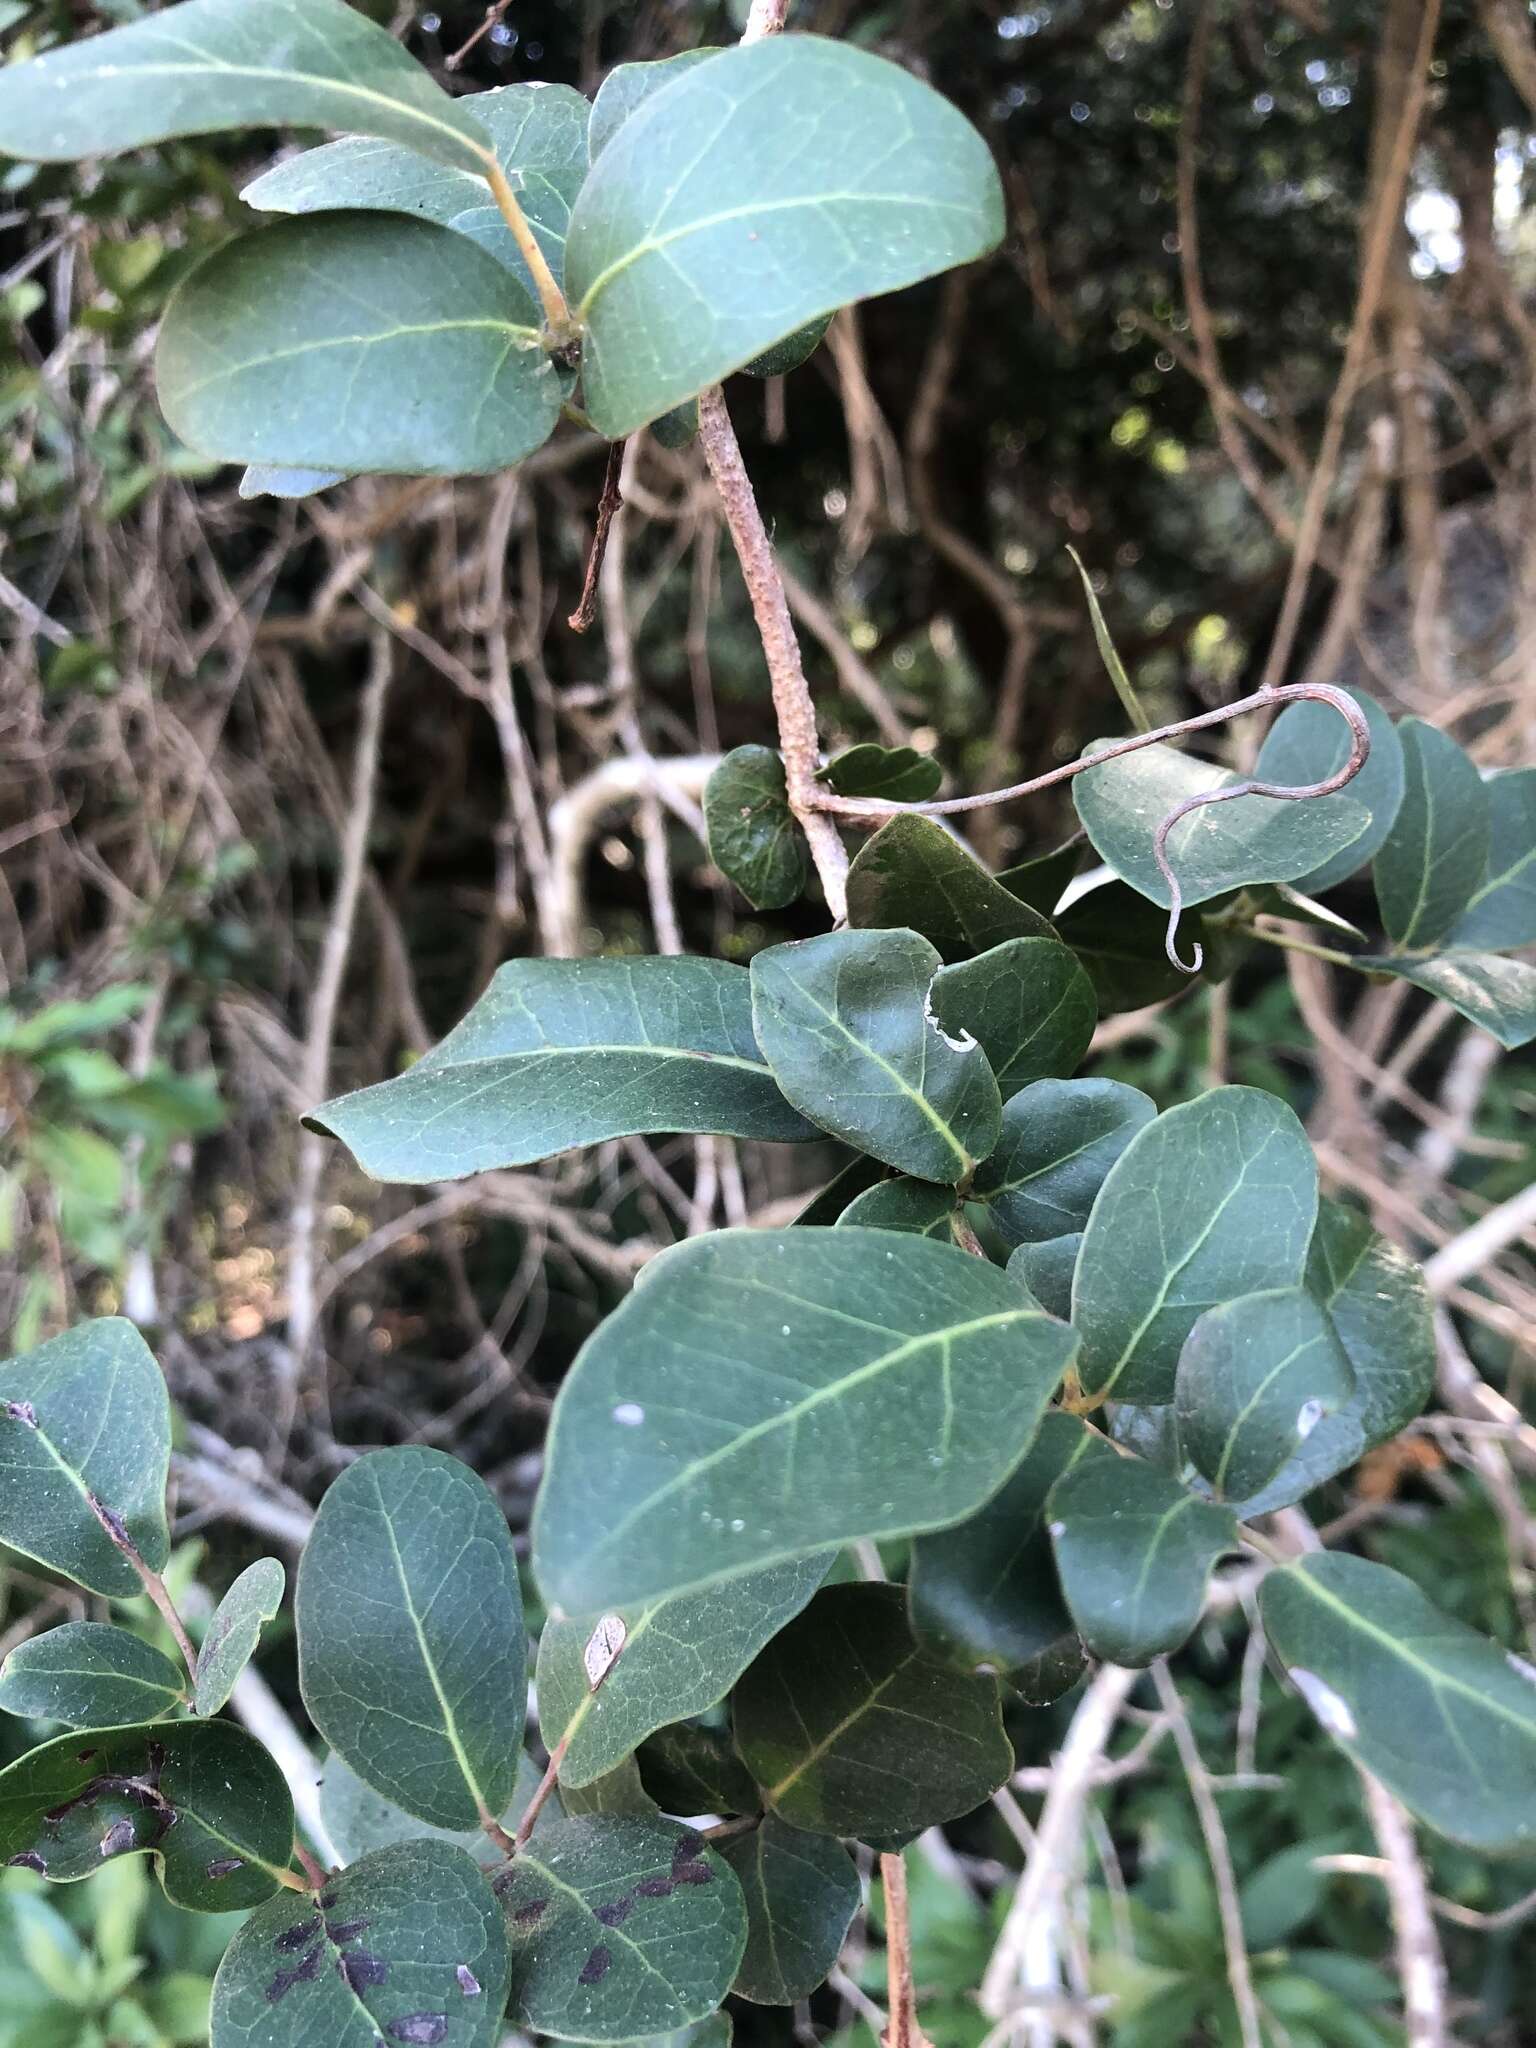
[[1254, 689, 1404, 893], [837, 1177, 960, 1239], [846, 815, 1055, 962], [1066, 549, 1150, 733], [790, 1153, 887, 1225], [210, 1838, 509, 2048], [559, 1757, 658, 1820], [0, 1720, 294, 1911], [310, 955, 815, 1181], [733, 1584, 1011, 1834], [244, 82, 590, 297], [587, 50, 720, 162], [817, 745, 942, 805], [974, 1078, 1155, 1246], [568, 37, 1003, 436], [719, 1817, 859, 2004], [193, 1558, 284, 1718], [1072, 1086, 1318, 1404], [495, 1816, 747, 2041], [704, 747, 808, 911], [0, 1317, 171, 1599], [650, 402, 700, 450], [1373, 718, 1489, 949], [751, 929, 1001, 1182], [1259, 1552, 1536, 1853], [907, 1412, 1094, 1672], [1007, 1234, 1080, 1321], [1354, 949, 1536, 1049], [636, 1725, 759, 1817], [533, 1227, 1077, 1614], [1444, 768, 1536, 949], [1047, 1453, 1236, 1666], [0, 1624, 184, 1729], [318, 1749, 550, 1868], [158, 214, 566, 477], [1055, 882, 1211, 1011], [741, 315, 833, 379], [1073, 741, 1371, 910], [535, 1558, 828, 1789], [927, 938, 1096, 1096], [239, 463, 346, 500], [1175, 1289, 1355, 1510], [0, 0, 495, 172], [297, 1447, 526, 1832], [996, 840, 1083, 919]]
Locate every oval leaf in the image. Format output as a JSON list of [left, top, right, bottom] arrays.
[[704, 747, 809, 911], [194, 1557, 285, 1718], [846, 815, 1055, 961], [928, 938, 1097, 1096], [817, 744, 943, 805], [1373, 718, 1490, 949], [0, 1623, 184, 1729], [974, 1078, 1155, 1246], [719, 1817, 860, 2004], [1254, 688, 1404, 893], [1355, 949, 1536, 1050], [1445, 767, 1536, 950]]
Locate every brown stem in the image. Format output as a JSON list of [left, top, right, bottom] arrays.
[[880, 1851, 934, 2048], [447, 0, 514, 69], [568, 439, 627, 634], [294, 1841, 329, 1890], [512, 1734, 570, 1852], [87, 1493, 199, 1682]]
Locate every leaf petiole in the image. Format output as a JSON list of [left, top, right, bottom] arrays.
[[483, 157, 577, 341]]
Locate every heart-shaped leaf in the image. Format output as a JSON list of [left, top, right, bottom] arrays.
[[636, 1726, 759, 1817], [194, 1557, 285, 1717], [733, 1584, 1011, 1835], [719, 1817, 860, 2004], [0, 1317, 170, 1599], [567, 37, 1004, 436], [297, 1448, 526, 1832], [1072, 1086, 1318, 1404], [533, 1227, 1077, 1614], [817, 745, 942, 805], [974, 1078, 1155, 1246], [1007, 1234, 1081, 1321], [158, 214, 566, 476], [1260, 1553, 1536, 1853], [319, 1750, 551, 1868], [536, 1558, 828, 1789], [751, 929, 1002, 1182], [1373, 719, 1489, 949], [0, 1624, 184, 1729], [587, 50, 720, 161], [1444, 768, 1536, 950], [1254, 689, 1404, 893], [846, 816, 1055, 962], [704, 747, 808, 911], [0, 1719, 294, 1911], [928, 939, 1097, 1096], [837, 1177, 961, 1239], [211, 1838, 509, 2048], [495, 1817, 747, 2040], [1355, 949, 1536, 1049]]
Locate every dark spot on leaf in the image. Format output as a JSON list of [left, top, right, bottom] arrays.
[[511, 1898, 548, 1925], [265, 1946, 323, 2003], [672, 1831, 705, 1865], [635, 1876, 675, 1898], [672, 1860, 714, 1886], [99, 1818, 136, 1859], [319, 1889, 339, 1910], [578, 1945, 613, 1986], [326, 1917, 371, 1944], [340, 1950, 389, 1992], [7, 1852, 46, 1873], [206, 1858, 245, 1880], [145, 1741, 166, 1777], [3, 1401, 37, 1428], [275, 1917, 321, 1953], [386, 2018, 448, 2045], [87, 1494, 131, 1549], [594, 1897, 633, 1926], [74, 1750, 98, 1765], [456, 1965, 481, 1997]]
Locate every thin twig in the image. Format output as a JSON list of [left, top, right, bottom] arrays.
[[1357, 1771, 1448, 2048], [87, 1492, 199, 1681], [569, 439, 627, 633]]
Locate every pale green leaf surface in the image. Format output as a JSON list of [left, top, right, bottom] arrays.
[[928, 939, 1097, 1096], [720, 1818, 859, 2004], [319, 1749, 551, 1868], [704, 747, 808, 911], [975, 1078, 1155, 1245], [1373, 718, 1489, 948], [846, 816, 1055, 962], [1355, 949, 1536, 1050], [587, 50, 720, 161], [1444, 768, 1536, 950], [0, 1623, 184, 1729], [238, 463, 345, 500], [193, 1557, 285, 1717], [1254, 689, 1404, 893]]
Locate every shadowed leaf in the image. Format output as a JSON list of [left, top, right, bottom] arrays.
[[1373, 718, 1489, 949], [719, 1818, 859, 2004], [975, 1078, 1155, 1245], [704, 747, 808, 911], [846, 815, 1054, 962]]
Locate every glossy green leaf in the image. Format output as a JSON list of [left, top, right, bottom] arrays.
[[1072, 1086, 1318, 1404], [704, 747, 808, 911], [1047, 1454, 1237, 1666], [1444, 768, 1536, 949], [587, 50, 720, 161], [239, 463, 345, 500], [245, 83, 589, 297], [1254, 689, 1404, 893], [0, 1624, 184, 1729], [193, 1557, 285, 1718], [837, 1177, 960, 1239], [733, 1584, 1011, 1835], [210, 1839, 509, 2048], [997, 840, 1083, 919], [846, 815, 1055, 962], [1073, 741, 1371, 910], [568, 37, 1004, 437], [1260, 1552, 1536, 1853], [751, 929, 1001, 1182], [0, 1720, 293, 1911], [927, 938, 1096, 1096], [720, 1818, 859, 2004], [741, 314, 833, 379], [908, 1412, 1094, 1672], [975, 1078, 1155, 1246], [495, 1816, 746, 2041], [1175, 1290, 1355, 1509], [1373, 718, 1489, 948], [536, 1558, 828, 1789], [534, 1227, 1077, 1614], [0, 0, 494, 173], [817, 745, 942, 805], [297, 1447, 526, 1832], [310, 955, 815, 1182], [1355, 949, 1536, 1050], [158, 214, 566, 476], [1007, 1234, 1080, 1321], [318, 1750, 550, 1868], [636, 1725, 759, 1817], [0, 1317, 170, 1599], [1055, 882, 1211, 1011]]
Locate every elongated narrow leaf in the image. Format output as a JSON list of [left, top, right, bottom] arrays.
[[536, 1558, 828, 1789], [1373, 719, 1489, 948], [0, 0, 494, 172], [211, 1839, 509, 2048], [1355, 949, 1536, 1050], [975, 1078, 1155, 1246], [568, 37, 1004, 436], [534, 1228, 1077, 1614], [1047, 1455, 1236, 1666], [720, 1818, 860, 2004], [1254, 689, 1404, 893], [1072, 1087, 1318, 1404], [194, 1557, 285, 1717], [817, 745, 942, 804], [495, 1817, 746, 2041], [0, 1623, 184, 1729], [319, 1750, 551, 1868], [311, 956, 814, 1182], [928, 939, 1096, 1096], [751, 929, 1001, 1182], [1444, 768, 1536, 950], [0, 1719, 293, 1911], [1260, 1552, 1536, 1853], [0, 1317, 170, 1599], [297, 1448, 526, 1832], [733, 1585, 1011, 1835], [846, 816, 1055, 962], [158, 214, 566, 476], [587, 50, 720, 161], [637, 1726, 759, 1817], [837, 1177, 960, 1239], [704, 747, 808, 911], [1007, 1234, 1080, 1321]]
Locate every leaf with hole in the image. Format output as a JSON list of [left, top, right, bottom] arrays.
[[733, 1584, 1011, 1835], [193, 1557, 285, 1718], [319, 1750, 551, 1868], [751, 929, 1000, 1182], [587, 50, 721, 161], [846, 815, 1055, 962], [0, 1316, 170, 1599], [817, 745, 942, 805], [636, 1725, 759, 1817], [704, 747, 808, 911], [974, 1078, 1155, 1246], [533, 1227, 1076, 1614], [719, 1818, 859, 2004], [1373, 718, 1489, 949], [1443, 768, 1536, 950], [1254, 688, 1404, 893], [927, 939, 1096, 1097], [1007, 1234, 1080, 1321], [0, 1624, 185, 1729], [836, 1177, 960, 1239], [297, 1447, 526, 1832], [210, 1838, 509, 2048], [1354, 949, 1536, 1050]]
